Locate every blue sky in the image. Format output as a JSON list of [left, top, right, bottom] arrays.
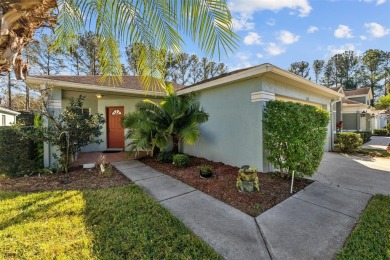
[[186, 0, 390, 76]]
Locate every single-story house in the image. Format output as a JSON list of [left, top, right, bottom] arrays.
[[27, 63, 343, 172], [331, 86, 386, 131], [0, 106, 20, 126]]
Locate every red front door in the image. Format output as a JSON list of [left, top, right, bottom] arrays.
[[107, 107, 124, 149]]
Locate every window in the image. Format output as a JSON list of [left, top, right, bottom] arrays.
[[1, 115, 5, 126], [111, 109, 122, 115]]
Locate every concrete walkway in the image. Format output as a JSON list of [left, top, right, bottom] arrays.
[[361, 136, 390, 150], [113, 153, 388, 259]]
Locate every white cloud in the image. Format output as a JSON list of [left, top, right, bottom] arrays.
[[360, 35, 367, 40], [362, 0, 386, 5], [334, 25, 353, 38], [365, 22, 390, 38], [228, 0, 312, 17], [307, 26, 319, 33], [265, 43, 286, 56], [327, 43, 356, 56], [232, 15, 255, 31], [267, 19, 276, 26], [243, 32, 263, 45], [277, 30, 300, 44], [256, 53, 264, 59]]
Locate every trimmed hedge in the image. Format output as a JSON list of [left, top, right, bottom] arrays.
[[354, 131, 372, 143], [0, 127, 37, 177], [337, 132, 363, 153], [373, 128, 388, 136], [263, 100, 330, 177], [157, 151, 173, 163]]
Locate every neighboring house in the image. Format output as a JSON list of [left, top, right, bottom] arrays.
[[0, 107, 20, 126], [331, 86, 385, 132], [26, 64, 343, 171]]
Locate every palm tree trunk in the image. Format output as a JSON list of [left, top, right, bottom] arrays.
[[172, 134, 179, 154]]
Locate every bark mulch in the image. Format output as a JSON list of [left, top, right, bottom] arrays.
[[0, 166, 131, 193], [139, 156, 313, 217]]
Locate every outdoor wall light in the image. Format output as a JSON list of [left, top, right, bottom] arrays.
[[360, 110, 366, 116], [96, 94, 103, 99]]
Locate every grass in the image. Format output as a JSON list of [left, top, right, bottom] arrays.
[[0, 185, 221, 259], [359, 148, 390, 157], [337, 194, 390, 260]]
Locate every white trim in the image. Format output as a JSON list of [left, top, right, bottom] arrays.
[[0, 107, 20, 115], [48, 100, 61, 109], [26, 77, 165, 97], [251, 91, 275, 102], [177, 64, 344, 99]]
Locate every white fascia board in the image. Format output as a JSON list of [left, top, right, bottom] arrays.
[[25, 77, 165, 97], [0, 107, 20, 115], [177, 64, 344, 99]]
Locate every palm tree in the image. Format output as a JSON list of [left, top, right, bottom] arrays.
[[1, 1, 238, 83], [54, 0, 238, 87], [123, 84, 208, 154]]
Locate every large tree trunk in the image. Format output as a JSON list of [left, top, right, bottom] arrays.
[[0, 0, 57, 80]]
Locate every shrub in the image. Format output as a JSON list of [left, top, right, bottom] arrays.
[[387, 122, 390, 136], [263, 100, 330, 177], [157, 151, 173, 163], [0, 127, 36, 177], [373, 128, 388, 136], [337, 132, 363, 153], [173, 154, 190, 167], [355, 131, 372, 143]]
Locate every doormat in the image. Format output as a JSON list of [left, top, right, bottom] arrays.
[[102, 150, 122, 153]]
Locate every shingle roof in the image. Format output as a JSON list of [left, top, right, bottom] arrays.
[[344, 87, 371, 96], [29, 75, 185, 91], [342, 98, 364, 105]]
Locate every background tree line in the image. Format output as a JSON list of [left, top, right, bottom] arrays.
[[288, 49, 390, 101], [0, 32, 228, 111]]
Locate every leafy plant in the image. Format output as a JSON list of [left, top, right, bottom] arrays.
[[336, 132, 363, 153], [354, 131, 372, 143], [157, 151, 174, 163], [36, 95, 105, 173], [172, 154, 190, 168], [0, 126, 36, 177], [373, 128, 388, 136], [123, 84, 208, 154], [197, 165, 213, 178], [263, 100, 330, 177]]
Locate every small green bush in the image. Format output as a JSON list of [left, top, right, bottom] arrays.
[[173, 154, 190, 167], [373, 128, 388, 136], [355, 131, 372, 143], [0, 127, 37, 177], [387, 122, 390, 136], [337, 132, 363, 153], [157, 151, 173, 163]]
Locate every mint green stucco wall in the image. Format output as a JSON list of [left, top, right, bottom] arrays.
[[182, 76, 333, 172], [182, 78, 265, 170]]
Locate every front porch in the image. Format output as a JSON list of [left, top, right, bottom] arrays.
[[71, 151, 148, 167]]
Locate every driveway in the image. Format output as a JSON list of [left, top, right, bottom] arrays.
[[311, 152, 390, 195], [361, 136, 390, 150]]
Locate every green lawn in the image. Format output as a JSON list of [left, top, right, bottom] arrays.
[[359, 148, 390, 157], [337, 194, 390, 260], [0, 185, 221, 259]]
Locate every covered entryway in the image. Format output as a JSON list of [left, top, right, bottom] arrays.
[[107, 106, 125, 149]]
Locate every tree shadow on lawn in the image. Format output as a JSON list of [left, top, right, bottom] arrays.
[[82, 185, 221, 259]]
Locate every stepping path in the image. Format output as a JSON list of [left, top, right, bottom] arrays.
[[113, 159, 373, 260], [113, 160, 270, 260]]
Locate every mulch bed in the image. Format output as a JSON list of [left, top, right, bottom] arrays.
[[0, 166, 131, 193], [139, 156, 313, 217]]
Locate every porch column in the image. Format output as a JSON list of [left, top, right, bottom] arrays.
[[251, 91, 275, 173], [43, 88, 62, 168]]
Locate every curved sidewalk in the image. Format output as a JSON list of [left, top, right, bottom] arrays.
[[113, 156, 374, 260]]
